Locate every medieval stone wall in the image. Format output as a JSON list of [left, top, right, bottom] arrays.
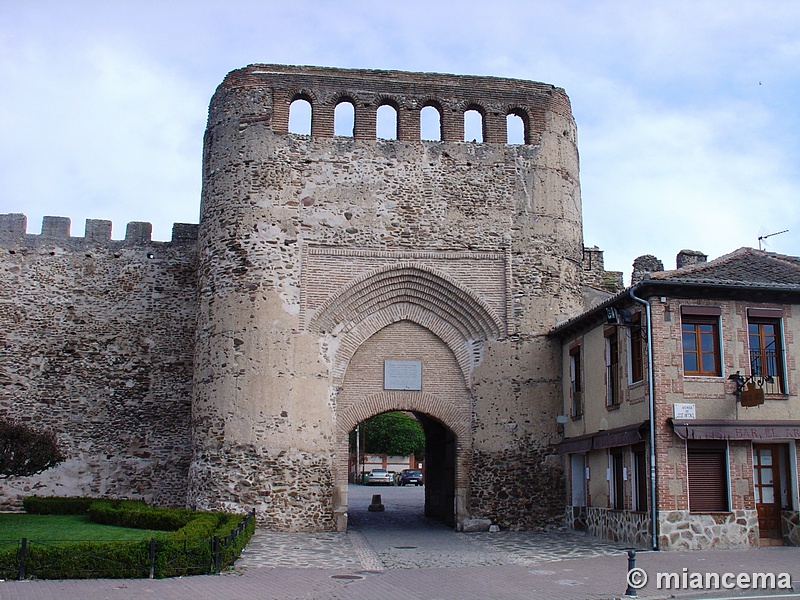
[[191, 64, 584, 531], [0, 64, 592, 532], [0, 214, 198, 509]]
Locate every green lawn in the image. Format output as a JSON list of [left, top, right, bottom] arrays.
[[0, 513, 165, 543]]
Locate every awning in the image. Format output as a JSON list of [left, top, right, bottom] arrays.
[[558, 432, 593, 454], [558, 421, 648, 454], [593, 422, 647, 449], [670, 419, 800, 441]]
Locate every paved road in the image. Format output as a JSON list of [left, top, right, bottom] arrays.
[[2, 485, 799, 599]]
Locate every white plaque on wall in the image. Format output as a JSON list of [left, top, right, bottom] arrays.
[[673, 403, 696, 420], [384, 360, 422, 390]]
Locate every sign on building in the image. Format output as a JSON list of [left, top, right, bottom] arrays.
[[673, 403, 696, 420], [384, 360, 422, 390]]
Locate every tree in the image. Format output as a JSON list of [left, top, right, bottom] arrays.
[[0, 417, 65, 478], [362, 412, 425, 457]]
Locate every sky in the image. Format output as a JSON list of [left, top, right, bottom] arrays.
[[1, 1, 798, 283]]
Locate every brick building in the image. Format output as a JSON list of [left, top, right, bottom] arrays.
[[553, 248, 800, 549]]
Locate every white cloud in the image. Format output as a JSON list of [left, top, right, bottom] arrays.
[[0, 32, 203, 240], [0, 0, 798, 264], [581, 89, 800, 280]]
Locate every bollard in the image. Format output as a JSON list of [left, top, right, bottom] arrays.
[[149, 538, 156, 579], [625, 549, 637, 597], [213, 536, 221, 573], [368, 494, 385, 512], [18, 538, 27, 580]]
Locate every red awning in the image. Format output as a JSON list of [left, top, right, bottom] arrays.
[[670, 419, 800, 441]]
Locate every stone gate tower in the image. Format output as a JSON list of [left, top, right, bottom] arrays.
[[189, 64, 584, 531]]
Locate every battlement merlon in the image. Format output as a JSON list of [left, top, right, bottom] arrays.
[[0, 213, 198, 246], [210, 64, 575, 144]]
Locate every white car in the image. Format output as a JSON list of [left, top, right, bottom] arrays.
[[366, 468, 394, 485]]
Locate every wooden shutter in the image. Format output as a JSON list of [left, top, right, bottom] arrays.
[[688, 450, 728, 512]]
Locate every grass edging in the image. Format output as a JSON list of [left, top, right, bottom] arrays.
[[1, 496, 256, 580]]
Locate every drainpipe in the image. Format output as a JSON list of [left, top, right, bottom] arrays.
[[630, 286, 659, 551]]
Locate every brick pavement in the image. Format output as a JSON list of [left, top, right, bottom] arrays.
[[1, 546, 798, 600], [1, 487, 799, 599]]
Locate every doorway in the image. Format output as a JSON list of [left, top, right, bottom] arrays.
[[416, 413, 456, 526], [349, 411, 457, 528], [753, 444, 791, 541]]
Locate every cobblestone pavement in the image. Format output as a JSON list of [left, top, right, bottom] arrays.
[[230, 528, 631, 572], [230, 485, 632, 573], [2, 485, 798, 599]]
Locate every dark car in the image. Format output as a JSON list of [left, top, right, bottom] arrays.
[[399, 468, 423, 486]]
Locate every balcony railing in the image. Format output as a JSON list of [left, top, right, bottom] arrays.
[[750, 349, 785, 395]]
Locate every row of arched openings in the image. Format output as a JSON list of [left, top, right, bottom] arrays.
[[288, 99, 527, 144]]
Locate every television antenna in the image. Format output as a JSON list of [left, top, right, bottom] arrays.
[[758, 229, 788, 250]]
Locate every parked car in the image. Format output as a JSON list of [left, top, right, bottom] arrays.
[[399, 468, 424, 486], [366, 468, 394, 485]]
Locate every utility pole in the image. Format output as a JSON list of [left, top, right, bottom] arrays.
[[355, 424, 360, 483]]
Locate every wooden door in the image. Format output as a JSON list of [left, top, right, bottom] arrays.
[[753, 444, 782, 540]]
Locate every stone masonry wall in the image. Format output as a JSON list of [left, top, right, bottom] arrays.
[[658, 510, 759, 550], [191, 65, 584, 530], [0, 214, 198, 509], [583, 507, 651, 548]]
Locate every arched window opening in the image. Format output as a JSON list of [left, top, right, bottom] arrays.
[[289, 98, 312, 135], [464, 109, 483, 143], [334, 100, 355, 137], [377, 104, 398, 140], [506, 112, 526, 145], [420, 105, 441, 141]]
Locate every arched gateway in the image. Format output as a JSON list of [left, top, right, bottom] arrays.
[[188, 64, 584, 531]]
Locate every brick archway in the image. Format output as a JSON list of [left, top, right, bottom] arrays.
[[308, 263, 503, 339], [337, 391, 470, 441], [308, 263, 504, 390], [334, 391, 470, 531]]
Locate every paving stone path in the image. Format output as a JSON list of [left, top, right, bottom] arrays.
[[2, 487, 797, 600], [229, 485, 630, 573]]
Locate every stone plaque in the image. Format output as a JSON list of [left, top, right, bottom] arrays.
[[384, 360, 422, 390], [673, 403, 696, 420]]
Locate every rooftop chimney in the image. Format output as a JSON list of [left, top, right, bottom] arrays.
[[631, 255, 664, 285], [676, 249, 707, 269]]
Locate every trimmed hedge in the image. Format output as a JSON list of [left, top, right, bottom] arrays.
[[11, 540, 149, 579], [22, 496, 96, 515], [88, 499, 197, 531], [1, 496, 256, 579]]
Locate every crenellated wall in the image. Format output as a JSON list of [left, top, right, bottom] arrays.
[[0, 213, 198, 509], [1, 64, 592, 531]]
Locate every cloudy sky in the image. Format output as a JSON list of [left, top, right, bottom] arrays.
[[1, 1, 798, 282]]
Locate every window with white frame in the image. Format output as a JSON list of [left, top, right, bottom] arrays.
[[628, 312, 644, 384], [681, 306, 722, 377], [569, 344, 582, 418], [609, 450, 625, 509], [606, 328, 620, 407], [570, 454, 586, 507], [747, 308, 785, 395]]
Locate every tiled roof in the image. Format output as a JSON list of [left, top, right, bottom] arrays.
[[550, 247, 800, 337], [647, 247, 800, 288]]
